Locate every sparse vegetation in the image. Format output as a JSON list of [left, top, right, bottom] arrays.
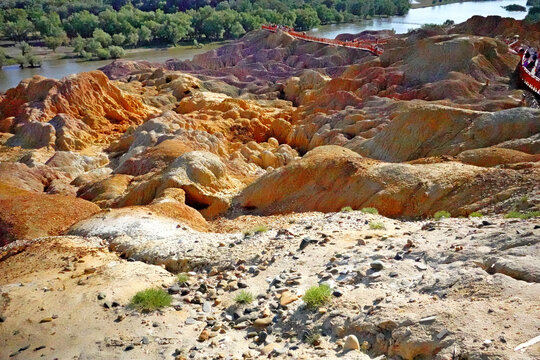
[[469, 212, 483, 218], [244, 225, 268, 236], [369, 221, 385, 230], [130, 288, 172, 312], [177, 273, 189, 284], [361, 207, 379, 215], [434, 210, 451, 220], [502, 4, 527, 11], [504, 211, 540, 219], [234, 290, 254, 304], [305, 329, 321, 346], [303, 284, 332, 309], [341, 206, 353, 212]]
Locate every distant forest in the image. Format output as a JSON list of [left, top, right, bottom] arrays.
[[0, 0, 410, 46]]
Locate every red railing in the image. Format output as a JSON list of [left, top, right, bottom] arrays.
[[504, 38, 540, 96], [261, 25, 384, 56], [519, 55, 540, 96]]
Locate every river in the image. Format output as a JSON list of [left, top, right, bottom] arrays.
[[0, 0, 530, 92]]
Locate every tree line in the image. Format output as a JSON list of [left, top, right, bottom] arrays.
[[0, 0, 410, 65]]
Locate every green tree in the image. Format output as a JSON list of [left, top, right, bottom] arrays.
[[64, 11, 100, 38], [17, 41, 32, 56], [138, 25, 153, 44], [4, 19, 34, 42], [26, 54, 42, 68], [229, 22, 246, 38], [201, 13, 225, 40], [294, 7, 321, 31], [111, 33, 125, 46], [35, 12, 62, 37], [96, 47, 111, 59], [44, 35, 65, 52], [109, 45, 125, 58], [93, 29, 112, 47], [85, 38, 102, 55], [158, 12, 192, 44], [126, 32, 140, 47], [72, 35, 86, 55]]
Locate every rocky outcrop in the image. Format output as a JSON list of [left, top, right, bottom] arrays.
[[236, 146, 539, 217], [0, 71, 152, 146], [0, 183, 100, 246]]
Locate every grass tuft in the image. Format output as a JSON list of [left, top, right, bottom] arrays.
[[340, 206, 353, 212], [504, 210, 540, 219], [244, 225, 268, 236], [234, 290, 254, 304], [369, 221, 385, 230], [177, 273, 189, 284], [305, 330, 321, 346], [303, 284, 333, 310], [130, 288, 172, 312], [361, 207, 379, 215], [434, 210, 451, 220], [469, 212, 483, 218]]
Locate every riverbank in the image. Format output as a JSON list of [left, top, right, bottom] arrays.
[[0, 41, 229, 92]]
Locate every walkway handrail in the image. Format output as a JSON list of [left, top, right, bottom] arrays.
[[261, 25, 384, 56]]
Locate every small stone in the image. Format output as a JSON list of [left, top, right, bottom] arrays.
[[436, 329, 448, 340], [260, 343, 278, 354], [40, 317, 53, 323], [370, 261, 384, 271], [419, 316, 436, 324], [483, 339, 492, 347], [185, 317, 196, 325], [202, 301, 212, 313], [198, 329, 210, 342], [415, 263, 428, 271], [257, 331, 268, 344], [97, 292, 106, 300], [332, 290, 343, 297], [0, 315, 6, 323], [125, 344, 135, 351], [142, 336, 150, 345], [318, 307, 327, 314], [169, 285, 181, 294], [343, 335, 360, 351], [253, 317, 273, 328], [279, 291, 298, 306]]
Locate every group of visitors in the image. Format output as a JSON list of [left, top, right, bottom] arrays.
[[522, 47, 540, 78]]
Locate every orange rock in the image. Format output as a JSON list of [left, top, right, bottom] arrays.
[[0, 71, 152, 145], [237, 145, 539, 218], [0, 183, 100, 246]]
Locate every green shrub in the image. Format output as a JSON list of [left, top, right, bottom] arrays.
[[244, 225, 268, 236], [303, 284, 332, 309], [26, 54, 42, 67], [234, 290, 254, 304], [177, 273, 189, 284], [434, 210, 451, 220], [109, 45, 125, 59], [130, 288, 172, 312], [361, 207, 379, 215], [96, 48, 110, 60], [504, 211, 540, 219], [369, 221, 385, 230], [341, 206, 353, 212], [469, 212, 483, 218]]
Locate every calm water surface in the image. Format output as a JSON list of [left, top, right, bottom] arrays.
[[0, 0, 530, 92], [0, 43, 224, 92], [309, 0, 528, 38]]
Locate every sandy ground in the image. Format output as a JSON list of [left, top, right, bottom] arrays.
[[1, 212, 539, 359]]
